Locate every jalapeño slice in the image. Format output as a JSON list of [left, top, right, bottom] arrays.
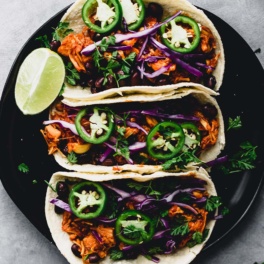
[[69, 181, 106, 219], [75, 107, 114, 144], [146, 121, 185, 160], [119, 0, 146, 30], [181, 122, 201, 152], [115, 210, 155, 245], [82, 0, 122, 34], [160, 15, 201, 53]]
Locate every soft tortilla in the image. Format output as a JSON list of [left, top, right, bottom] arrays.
[[45, 167, 217, 264], [53, 86, 225, 174], [58, 0, 225, 105]]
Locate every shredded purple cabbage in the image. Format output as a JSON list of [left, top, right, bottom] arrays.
[[137, 63, 173, 78], [126, 120, 148, 134], [50, 198, 72, 212], [141, 110, 200, 121], [205, 155, 229, 168], [99, 147, 113, 163], [81, 11, 182, 55], [43, 120, 79, 135], [149, 37, 203, 77], [92, 230, 103, 243]]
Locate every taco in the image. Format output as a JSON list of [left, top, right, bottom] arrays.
[[52, 0, 225, 105], [45, 167, 219, 264], [40, 86, 225, 174]]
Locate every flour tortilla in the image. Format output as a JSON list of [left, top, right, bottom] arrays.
[[58, 0, 225, 105], [45, 167, 217, 264], [52, 87, 225, 174]]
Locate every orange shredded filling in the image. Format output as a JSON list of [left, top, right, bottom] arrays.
[[57, 27, 94, 72], [62, 212, 116, 262]]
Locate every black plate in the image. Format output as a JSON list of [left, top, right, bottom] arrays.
[[0, 4, 264, 259]]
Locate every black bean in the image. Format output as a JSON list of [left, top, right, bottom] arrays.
[[50, 40, 61, 51], [202, 103, 218, 119], [56, 181, 69, 199], [130, 71, 142, 86], [101, 158, 114, 166], [85, 61, 94, 71], [105, 75, 117, 89], [88, 79, 95, 87], [71, 244, 81, 258], [91, 87, 99, 94], [204, 75, 216, 89], [95, 77, 104, 89], [93, 33, 102, 42], [156, 77, 169, 86], [88, 253, 100, 263], [146, 2, 163, 21], [78, 72, 90, 87]]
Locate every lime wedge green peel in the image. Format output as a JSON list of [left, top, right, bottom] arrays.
[[15, 48, 65, 115]]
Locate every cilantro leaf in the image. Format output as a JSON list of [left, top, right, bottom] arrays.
[[92, 37, 136, 88], [221, 206, 230, 216], [52, 22, 73, 41], [44, 180, 56, 192], [123, 225, 148, 241], [65, 62, 80, 85], [110, 249, 124, 261], [148, 247, 163, 255], [220, 141, 257, 174], [162, 151, 202, 170], [227, 116, 242, 131], [18, 163, 29, 173], [187, 229, 209, 248], [205, 196, 222, 212], [127, 181, 145, 191], [171, 223, 189, 236], [67, 152, 78, 164], [127, 180, 161, 197], [35, 35, 50, 48]]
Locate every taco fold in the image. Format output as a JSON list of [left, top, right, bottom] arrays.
[[45, 167, 219, 264], [52, 0, 225, 105], [40, 86, 225, 174]]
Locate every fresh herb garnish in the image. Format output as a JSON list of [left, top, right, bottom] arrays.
[[18, 163, 29, 173], [32, 180, 38, 184], [187, 229, 209, 248], [44, 180, 56, 192], [35, 35, 50, 48], [221, 206, 230, 216], [113, 113, 131, 161], [162, 150, 203, 170], [171, 222, 189, 236], [148, 247, 163, 255], [127, 181, 161, 197], [110, 249, 124, 260], [220, 141, 257, 174], [123, 225, 148, 241], [104, 194, 118, 219], [65, 61, 80, 86], [227, 116, 242, 131], [52, 22, 73, 41], [67, 151, 78, 164], [205, 196, 222, 212], [92, 36, 136, 87]]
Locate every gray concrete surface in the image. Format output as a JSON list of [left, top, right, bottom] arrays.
[[0, 0, 264, 263]]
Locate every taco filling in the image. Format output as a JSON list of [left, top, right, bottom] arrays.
[[47, 172, 221, 263], [41, 93, 220, 170], [50, 0, 223, 96]]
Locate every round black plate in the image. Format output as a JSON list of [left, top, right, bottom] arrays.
[[0, 4, 264, 256]]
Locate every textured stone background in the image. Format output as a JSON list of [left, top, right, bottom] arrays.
[[0, 0, 264, 263]]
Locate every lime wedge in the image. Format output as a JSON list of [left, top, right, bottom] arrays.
[[15, 48, 65, 115]]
